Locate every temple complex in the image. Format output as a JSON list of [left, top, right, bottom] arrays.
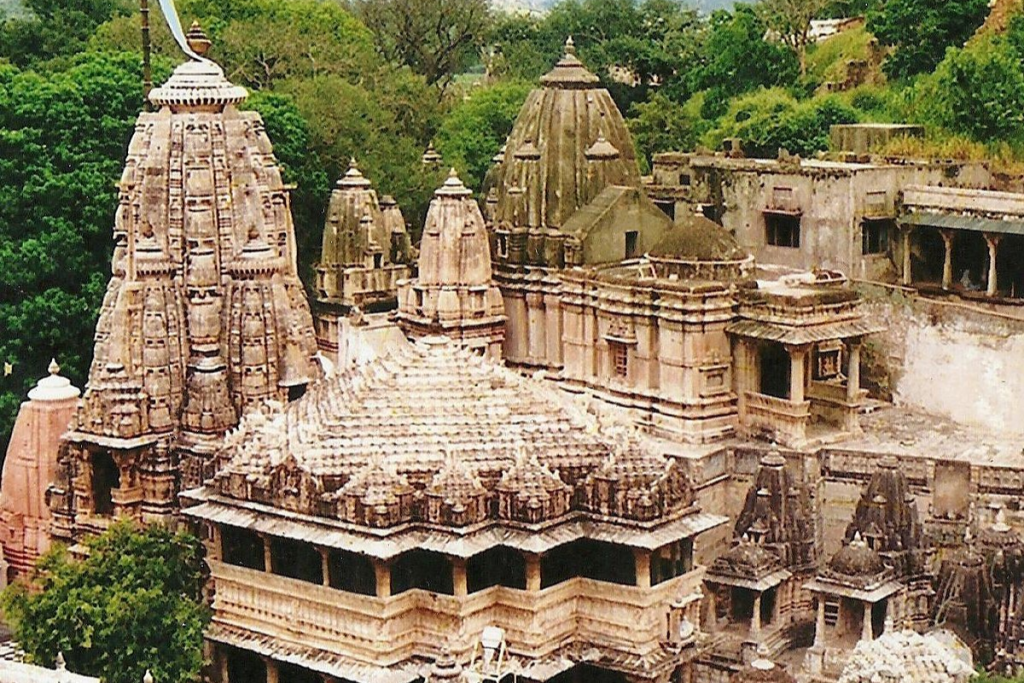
[[3, 12, 1024, 683], [44, 26, 322, 548], [314, 159, 413, 363]]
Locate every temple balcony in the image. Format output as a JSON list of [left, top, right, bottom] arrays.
[[206, 559, 706, 671]]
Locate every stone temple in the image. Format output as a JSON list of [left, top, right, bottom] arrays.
[[1, 20, 1024, 683]]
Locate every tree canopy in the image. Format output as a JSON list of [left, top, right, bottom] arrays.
[[0, 521, 209, 683]]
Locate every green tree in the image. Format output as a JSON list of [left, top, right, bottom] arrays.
[[867, 0, 989, 81], [435, 79, 531, 190], [688, 6, 799, 119], [626, 91, 697, 169], [0, 52, 171, 455], [355, 0, 493, 90], [755, 0, 828, 77], [1, 520, 209, 683], [0, 0, 133, 67], [915, 34, 1024, 145]]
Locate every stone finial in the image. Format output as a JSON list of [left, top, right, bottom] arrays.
[[48, 358, 60, 375], [422, 143, 443, 167], [144, 670, 154, 683], [993, 507, 1011, 533], [56, 652, 66, 670], [185, 21, 212, 57], [564, 35, 576, 55]]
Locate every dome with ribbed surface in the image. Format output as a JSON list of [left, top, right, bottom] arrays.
[[489, 38, 640, 234]]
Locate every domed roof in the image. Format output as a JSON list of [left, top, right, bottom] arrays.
[[829, 533, 886, 578], [27, 359, 80, 402], [650, 213, 748, 262], [838, 629, 973, 683], [489, 38, 640, 232]]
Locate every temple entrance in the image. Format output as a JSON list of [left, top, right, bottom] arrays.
[[226, 647, 266, 683], [950, 231, 989, 292], [871, 599, 887, 639], [995, 234, 1024, 297], [761, 586, 776, 626], [91, 451, 120, 516], [759, 344, 790, 399], [910, 227, 944, 284], [731, 587, 755, 624]]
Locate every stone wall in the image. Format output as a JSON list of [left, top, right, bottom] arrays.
[[860, 286, 1024, 436]]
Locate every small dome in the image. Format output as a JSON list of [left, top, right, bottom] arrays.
[[27, 359, 81, 402], [723, 535, 781, 571], [650, 213, 748, 262], [540, 36, 600, 88], [829, 533, 885, 577], [149, 57, 247, 110]]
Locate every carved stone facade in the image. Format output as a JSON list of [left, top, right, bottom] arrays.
[[396, 171, 505, 359], [47, 36, 321, 546], [314, 159, 413, 363], [184, 336, 724, 683]]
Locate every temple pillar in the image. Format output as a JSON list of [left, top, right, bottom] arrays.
[[751, 593, 762, 639], [901, 227, 913, 286], [846, 341, 861, 403], [261, 534, 272, 574], [814, 598, 826, 647], [526, 553, 541, 591], [634, 548, 651, 589], [319, 547, 330, 587], [986, 233, 1001, 296], [374, 559, 391, 598], [706, 588, 717, 633], [861, 602, 873, 642], [265, 658, 279, 683], [453, 557, 468, 597], [941, 230, 954, 290], [788, 346, 807, 403], [208, 523, 222, 563]]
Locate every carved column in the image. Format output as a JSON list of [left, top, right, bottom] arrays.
[[319, 547, 331, 587], [985, 233, 1001, 297], [941, 230, 954, 290], [634, 548, 651, 589], [706, 588, 717, 633], [751, 592, 762, 639], [902, 227, 913, 286], [264, 658, 279, 683], [261, 534, 272, 574], [374, 559, 391, 598], [861, 602, 873, 642], [788, 346, 807, 404], [814, 597, 826, 647], [453, 557, 468, 597], [208, 523, 222, 563], [846, 341, 861, 403], [526, 553, 542, 591]]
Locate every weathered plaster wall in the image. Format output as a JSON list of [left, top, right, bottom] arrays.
[[861, 288, 1024, 436]]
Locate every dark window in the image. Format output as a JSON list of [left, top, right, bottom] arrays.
[[373, 253, 383, 268], [467, 546, 527, 592], [328, 548, 376, 595], [625, 230, 639, 259], [651, 539, 693, 585], [761, 586, 777, 625], [221, 525, 265, 571], [824, 598, 840, 627], [226, 646, 266, 683], [541, 539, 636, 588], [862, 219, 893, 255], [391, 550, 454, 595], [287, 383, 306, 402], [610, 341, 629, 378], [497, 233, 509, 258], [91, 451, 120, 516], [759, 344, 791, 399], [270, 537, 323, 584], [279, 662, 321, 683], [765, 213, 801, 248], [655, 201, 675, 221], [679, 173, 691, 187]]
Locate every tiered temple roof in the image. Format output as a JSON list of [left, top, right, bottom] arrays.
[[187, 336, 723, 555]]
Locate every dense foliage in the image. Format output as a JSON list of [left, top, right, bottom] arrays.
[[0, 521, 209, 683]]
